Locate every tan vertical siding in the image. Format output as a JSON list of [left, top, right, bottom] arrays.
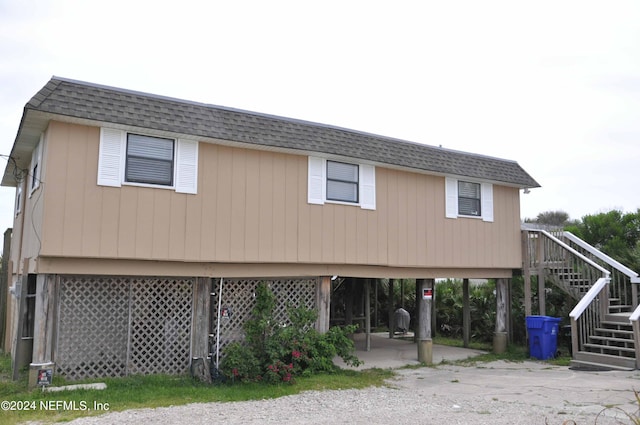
[[213, 145, 232, 261], [168, 195, 187, 259], [36, 121, 523, 271], [283, 157, 299, 262]]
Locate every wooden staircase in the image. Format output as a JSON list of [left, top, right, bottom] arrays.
[[546, 266, 597, 301], [547, 265, 636, 369], [523, 228, 640, 371], [572, 312, 636, 370]]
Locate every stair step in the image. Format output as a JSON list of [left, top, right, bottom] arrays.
[[570, 359, 636, 371], [583, 343, 636, 355], [589, 335, 634, 346], [573, 351, 636, 370], [606, 313, 632, 322], [609, 306, 633, 314], [594, 323, 633, 339], [598, 321, 632, 330]]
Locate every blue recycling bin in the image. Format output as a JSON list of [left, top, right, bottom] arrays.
[[526, 316, 561, 360]]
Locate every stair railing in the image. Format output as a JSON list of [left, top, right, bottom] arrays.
[[630, 308, 640, 368], [569, 277, 610, 357], [560, 231, 640, 310], [558, 231, 640, 367], [524, 229, 611, 357]]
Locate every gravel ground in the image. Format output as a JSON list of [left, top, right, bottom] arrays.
[[29, 361, 640, 425]]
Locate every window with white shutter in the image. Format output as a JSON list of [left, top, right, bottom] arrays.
[[327, 161, 359, 203], [98, 127, 198, 194], [307, 156, 375, 210], [445, 177, 493, 222], [126, 134, 174, 186]]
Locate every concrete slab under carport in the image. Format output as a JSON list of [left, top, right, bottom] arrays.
[[334, 332, 487, 370]]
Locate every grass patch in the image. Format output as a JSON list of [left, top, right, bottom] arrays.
[[0, 353, 393, 425], [436, 340, 530, 366], [433, 337, 572, 367], [432, 336, 492, 351]]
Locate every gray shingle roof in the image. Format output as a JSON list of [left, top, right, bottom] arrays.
[[4, 77, 540, 188]]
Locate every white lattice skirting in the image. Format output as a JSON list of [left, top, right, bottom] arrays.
[[54, 276, 317, 380], [55, 276, 194, 380]]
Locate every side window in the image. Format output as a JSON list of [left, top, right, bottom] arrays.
[[125, 134, 175, 186], [326, 161, 359, 203], [15, 184, 22, 216], [445, 177, 493, 222], [307, 156, 375, 210], [458, 181, 481, 216], [29, 135, 43, 195], [98, 128, 198, 194]]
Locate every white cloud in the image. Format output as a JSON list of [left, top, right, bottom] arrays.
[[0, 0, 639, 242]]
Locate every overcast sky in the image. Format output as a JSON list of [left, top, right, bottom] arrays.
[[1, 0, 639, 239]]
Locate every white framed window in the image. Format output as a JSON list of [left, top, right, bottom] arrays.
[[125, 133, 175, 186], [327, 160, 359, 203], [97, 127, 198, 194], [29, 134, 43, 195], [445, 177, 493, 222], [458, 181, 481, 216], [15, 183, 23, 216], [308, 156, 375, 210]]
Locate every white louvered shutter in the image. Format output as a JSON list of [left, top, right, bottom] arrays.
[[359, 164, 376, 210], [308, 156, 325, 205], [481, 183, 494, 222], [445, 177, 458, 218], [175, 139, 198, 194], [97, 128, 124, 187]]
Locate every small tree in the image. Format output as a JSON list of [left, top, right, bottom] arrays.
[[566, 209, 640, 272], [221, 283, 361, 384], [524, 210, 573, 228]]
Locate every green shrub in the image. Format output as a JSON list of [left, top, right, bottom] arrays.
[[221, 282, 361, 384]]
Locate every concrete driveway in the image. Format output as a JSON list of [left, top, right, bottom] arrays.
[[334, 332, 488, 369], [335, 332, 640, 423]]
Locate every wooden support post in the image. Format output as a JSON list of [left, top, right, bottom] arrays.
[[506, 278, 513, 343], [373, 279, 378, 328], [431, 280, 437, 338], [524, 271, 532, 317], [538, 274, 546, 316], [12, 259, 30, 381], [388, 278, 395, 338], [633, 319, 640, 369], [494, 278, 508, 353], [190, 277, 211, 383], [0, 228, 11, 352], [537, 234, 546, 316], [522, 231, 533, 317], [191, 278, 211, 359], [29, 274, 57, 389], [316, 276, 331, 334], [365, 279, 371, 351], [3, 259, 13, 352], [345, 278, 354, 327], [31, 274, 55, 363], [463, 278, 470, 348], [414, 281, 420, 342], [417, 278, 433, 364], [570, 317, 579, 359]]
